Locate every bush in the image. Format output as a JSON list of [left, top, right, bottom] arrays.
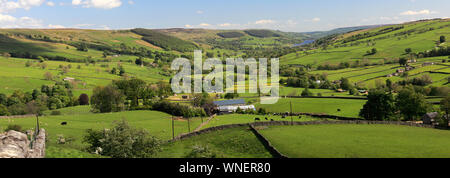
[[83, 120, 161, 158], [301, 88, 313, 97], [78, 94, 89, 105], [50, 110, 62, 115], [185, 145, 217, 158], [5, 125, 22, 132], [0, 104, 10, 116]]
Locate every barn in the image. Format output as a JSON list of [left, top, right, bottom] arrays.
[[213, 99, 256, 114]]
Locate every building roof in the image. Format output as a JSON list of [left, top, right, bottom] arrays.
[[423, 112, 439, 119], [214, 99, 246, 106]]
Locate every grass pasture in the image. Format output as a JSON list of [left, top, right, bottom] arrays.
[[157, 127, 273, 158], [0, 106, 203, 158], [203, 114, 320, 129], [255, 98, 366, 118], [259, 124, 450, 158]]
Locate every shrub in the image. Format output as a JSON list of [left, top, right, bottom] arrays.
[[0, 104, 10, 116], [5, 125, 22, 132], [83, 120, 161, 158], [301, 88, 313, 97], [50, 110, 62, 115], [185, 145, 217, 158], [78, 94, 89, 105]]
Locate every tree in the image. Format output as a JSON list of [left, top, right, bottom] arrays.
[[77, 43, 88, 52], [301, 88, 313, 97], [399, 57, 408, 66], [90, 85, 125, 113], [83, 120, 161, 158], [359, 89, 396, 121], [386, 79, 393, 92], [340, 78, 352, 90], [440, 95, 450, 128], [371, 48, 377, 54], [40, 62, 48, 69], [349, 88, 358, 96], [224, 93, 239, 99], [396, 87, 429, 121], [192, 93, 210, 107], [119, 66, 126, 76], [0, 104, 10, 116], [111, 67, 117, 75], [0, 93, 7, 106], [440, 36, 446, 43], [44, 72, 53, 81], [78, 94, 89, 105], [135, 57, 143, 66], [113, 78, 146, 108], [405, 48, 412, 54]]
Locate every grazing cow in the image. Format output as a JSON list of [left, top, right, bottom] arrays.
[[265, 117, 268, 121], [270, 119, 274, 122], [281, 115, 286, 119], [61, 122, 67, 126], [255, 118, 261, 121], [299, 116, 302, 119], [337, 109, 341, 112]]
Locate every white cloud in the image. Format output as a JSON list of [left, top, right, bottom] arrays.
[[48, 24, 65, 28], [199, 23, 210, 26], [254, 19, 275, 25], [304, 17, 321, 22], [0, 14, 43, 28], [72, 0, 122, 9], [0, 0, 46, 13], [311, 17, 321, 22], [0, 13, 15, 22], [400, 9, 437, 16], [46, 1, 55, 6], [127, 0, 133, 5], [218, 23, 232, 27], [196, 10, 203, 14]]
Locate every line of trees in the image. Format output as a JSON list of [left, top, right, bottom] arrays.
[[359, 85, 447, 122], [0, 82, 89, 116], [89, 78, 209, 117]]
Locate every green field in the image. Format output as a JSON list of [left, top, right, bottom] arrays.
[[0, 56, 169, 95], [255, 98, 366, 118], [203, 114, 321, 129], [157, 127, 273, 158], [0, 106, 203, 158], [259, 124, 450, 158]]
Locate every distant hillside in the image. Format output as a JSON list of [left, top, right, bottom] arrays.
[[217, 31, 245, 38], [131, 28, 199, 52], [281, 18, 450, 66], [244, 30, 281, 38], [301, 25, 385, 39]]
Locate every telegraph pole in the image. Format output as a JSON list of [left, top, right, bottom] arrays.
[[290, 101, 293, 126], [172, 116, 175, 140], [188, 117, 191, 133]]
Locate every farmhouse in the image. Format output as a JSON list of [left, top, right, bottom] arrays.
[[63, 77, 75, 82], [214, 99, 255, 114], [422, 112, 439, 125]]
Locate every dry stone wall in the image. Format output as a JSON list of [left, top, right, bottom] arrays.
[[0, 129, 46, 158]]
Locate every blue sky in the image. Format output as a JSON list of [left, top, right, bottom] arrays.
[[0, 0, 449, 32]]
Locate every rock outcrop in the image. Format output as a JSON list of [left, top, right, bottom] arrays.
[[0, 129, 46, 158]]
